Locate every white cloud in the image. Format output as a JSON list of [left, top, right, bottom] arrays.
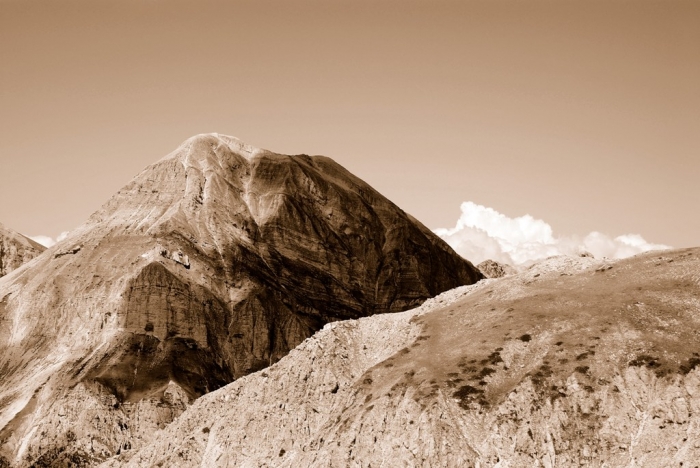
[[30, 231, 70, 248], [29, 235, 56, 248], [436, 201, 671, 266]]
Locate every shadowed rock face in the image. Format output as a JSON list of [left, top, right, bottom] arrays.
[[0, 134, 481, 466], [0, 224, 44, 278]]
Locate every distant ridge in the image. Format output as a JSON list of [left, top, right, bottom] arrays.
[[0, 222, 44, 278]]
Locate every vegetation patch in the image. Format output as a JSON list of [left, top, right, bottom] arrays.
[[485, 350, 503, 365], [679, 357, 700, 375], [453, 384, 488, 409], [548, 384, 567, 402], [530, 364, 553, 387], [628, 355, 660, 368]]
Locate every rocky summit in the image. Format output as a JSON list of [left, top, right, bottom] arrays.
[[477, 259, 517, 279], [111, 248, 700, 468], [0, 223, 44, 278], [0, 134, 481, 467]]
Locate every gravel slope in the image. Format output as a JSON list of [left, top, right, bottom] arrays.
[[112, 248, 700, 467]]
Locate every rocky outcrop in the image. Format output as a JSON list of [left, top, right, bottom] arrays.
[[0, 223, 44, 277], [476, 258, 517, 278], [0, 134, 481, 466], [114, 248, 700, 467]]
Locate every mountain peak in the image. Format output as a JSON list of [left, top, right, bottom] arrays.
[[0, 135, 482, 466], [164, 133, 265, 166]]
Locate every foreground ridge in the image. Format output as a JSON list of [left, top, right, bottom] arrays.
[[114, 249, 700, 467]]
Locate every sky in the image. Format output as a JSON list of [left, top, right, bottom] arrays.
[[1, 0, 698, 258]]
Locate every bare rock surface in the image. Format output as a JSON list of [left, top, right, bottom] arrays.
[[0, 223, 44, 278], [477, 259, 517, 278], [0, 134, 481, 466], [114, 248, 700, 467]]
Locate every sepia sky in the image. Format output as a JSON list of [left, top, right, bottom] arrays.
[[1, 0, 698, 249]]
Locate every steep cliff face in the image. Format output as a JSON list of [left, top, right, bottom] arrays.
[[0, 224, 44, 278], [115, 248, 700, 467], [0, 134, 481, 466]]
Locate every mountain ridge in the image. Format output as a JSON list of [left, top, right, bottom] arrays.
[[0, 223, 45, 278], [111, 248, 700, 467], [0, 134, 481, 466]]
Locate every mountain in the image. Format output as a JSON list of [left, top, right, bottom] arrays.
[[0, 133, 482, 467], [112, 248, 700, 467], [0, 223, 44, 278]]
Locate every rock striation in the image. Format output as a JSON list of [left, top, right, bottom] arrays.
[[113, 248, 700, 467], [0, 133, 481, 466], [0, 223, 44, 278]]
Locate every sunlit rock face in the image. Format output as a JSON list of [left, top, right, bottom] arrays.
[[0, 133, 481, 466], [477, 258, 517, 278], [0, 224, 44, 278], [116, 249, 700, 468]]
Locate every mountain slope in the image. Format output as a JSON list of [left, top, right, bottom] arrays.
[[0, 223, 44, 278], [115, 248, 700, 467], [0, 134, 481, 467]]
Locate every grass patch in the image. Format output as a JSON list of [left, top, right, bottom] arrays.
[[679, 357, 700, 375], [453, 384, 488, 409], [628, 355, 660, 368]]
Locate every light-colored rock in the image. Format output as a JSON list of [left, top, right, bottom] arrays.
[[114, 248, 700, 467], [0, 133, 481, 466], [477, 259, 517, 278], [0, 223, 44, 278]]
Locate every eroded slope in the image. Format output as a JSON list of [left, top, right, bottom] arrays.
[[118, 248, 700, 467]]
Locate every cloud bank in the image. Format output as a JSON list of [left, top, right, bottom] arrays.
[[30, 231, 70, 248], [435, 201, 670, 266]]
